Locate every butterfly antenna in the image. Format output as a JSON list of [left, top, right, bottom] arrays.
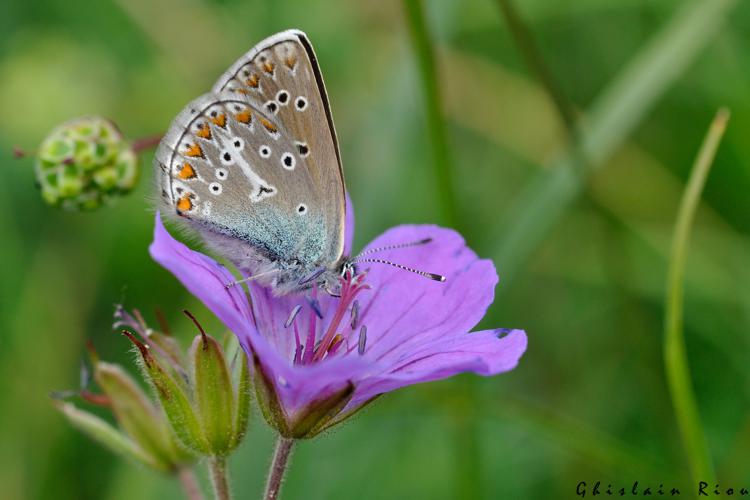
[[353, 257, 446, 282], [225, 269, 278, 289], [355, 238, 433, 257]]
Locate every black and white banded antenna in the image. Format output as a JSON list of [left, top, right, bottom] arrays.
[[355, 238, 433, 257], [351, 237, 446, 282], [352, 257, 446, 282]]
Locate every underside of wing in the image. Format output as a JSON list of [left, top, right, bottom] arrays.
[[155, 93, 331, 270], [211, 29, 346, 262]]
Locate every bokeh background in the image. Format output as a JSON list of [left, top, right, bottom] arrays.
[[1, 0, 749, 498]]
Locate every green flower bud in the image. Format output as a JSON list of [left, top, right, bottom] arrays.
[[191, 332, 235, 456], [55, 401, 167, 472], [95, 362, 194, 470], [231, 350, 251, 449], [185, 311, 251, 456], [122, 331, 209, 455], [35, 117, 139, 210]]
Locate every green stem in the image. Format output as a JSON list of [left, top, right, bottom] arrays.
[[495, 0, 578, 138], [178, 467, 205, 500], [402, 0, 458, 228], [664, 108, 729, 489], [208, 457, 231, 500], [264, 437, 295, 500]]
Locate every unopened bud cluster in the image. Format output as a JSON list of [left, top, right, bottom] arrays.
[[55, 309, 250, 475], [127, 319, 251, 458], [35, 117, 139, 210]]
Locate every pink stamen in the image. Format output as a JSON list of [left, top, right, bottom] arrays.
[[312, 269, 369, 362]]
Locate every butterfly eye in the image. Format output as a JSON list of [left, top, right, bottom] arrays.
[[297, 204, 307, 215], [221, 151, 234, 164], [209, 182, 223, 195], [295, 97, 308, 111], [281, 152, 296, 170], [215, 168, 228, 180], [276, 90, 289, 105], [259, 146, 271, 158], [232, 138, 244, 150]]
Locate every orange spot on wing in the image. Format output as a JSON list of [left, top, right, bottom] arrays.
[[263, 61, 275, 75], [178, 163, 196, 179], [245, 73, 260, 89], [285, 56, 297, 70], [176, 195, 193, 212], [210, 114, 226, 128], [185, 144, 203, 158], [246, 74, 259, 88], [236, 109, 252, 124], [259, 117, 278, 134], [196, 123, 212, 139]]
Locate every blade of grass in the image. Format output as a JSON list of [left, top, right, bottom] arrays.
[[495, 0, 578, 141], [493, 0, 736, 285], [664, 108, 729, 488], [402, 0, 458, 228]]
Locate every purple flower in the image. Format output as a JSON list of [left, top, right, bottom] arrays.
[[150, 203, 526, 438]]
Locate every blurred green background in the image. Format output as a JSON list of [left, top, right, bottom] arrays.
[[1, 0, 749, 498]]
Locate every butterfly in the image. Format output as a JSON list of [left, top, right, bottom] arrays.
[[156, 29, 443, 295]]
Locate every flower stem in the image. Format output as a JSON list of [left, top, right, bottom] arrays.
[[178, 467, 205, 500], [131, 133, 164, 154], [264, 437, 295, 500], [664, 108, 729, 486], [208, 457, 232, 500]]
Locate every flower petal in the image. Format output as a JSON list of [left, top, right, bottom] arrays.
[[149, 214, 370, 417], [354, 225, 499, 364], [149, 214, 254, 339], [348, 328, 527, 407]]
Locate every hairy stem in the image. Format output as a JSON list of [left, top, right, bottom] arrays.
[[264, 437, 295, 500], [664, 108, 729, 487], [208, 457, 231, 500], [178, 467, 205, 500]]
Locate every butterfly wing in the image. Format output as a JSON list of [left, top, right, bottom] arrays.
[[214, 29, 346, 262], [155, 30, 346, 287]]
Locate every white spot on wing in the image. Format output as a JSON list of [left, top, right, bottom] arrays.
[[281, 152, 296, 170], [295, 96, 308, 111]]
